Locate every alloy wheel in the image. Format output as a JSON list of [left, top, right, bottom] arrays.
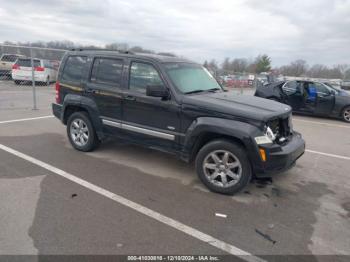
[[70, 118, 89, 146], [203, 150, 242, 188], [344, 109, 350, 122]]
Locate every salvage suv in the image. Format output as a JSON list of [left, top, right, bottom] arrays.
[[52, 49, 305, 195]]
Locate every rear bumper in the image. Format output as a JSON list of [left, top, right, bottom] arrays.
[[52, 103, 63, 121], [253, 132, 305, 177], [12, 72, 48, 82]]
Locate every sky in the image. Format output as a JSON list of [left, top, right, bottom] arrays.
[[0, 0, 349, 66]]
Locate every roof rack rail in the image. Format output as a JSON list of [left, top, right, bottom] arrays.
[[70, 48, 134, 54]]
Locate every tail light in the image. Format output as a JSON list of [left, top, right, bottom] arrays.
[[55, 81, 61, 104], [12, 64, 20, 70], [35, 66, 45, 71]]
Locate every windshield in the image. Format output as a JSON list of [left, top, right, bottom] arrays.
[[323, 82, 341, 91], [164, 63, 222, 94]]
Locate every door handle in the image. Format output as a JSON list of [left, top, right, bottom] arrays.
[[124, 95, 136, 101]]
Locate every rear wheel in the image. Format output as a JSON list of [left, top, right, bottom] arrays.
[[195, 140, 252, 195], [342, 106, 350, 123], [67, 112, 99, 152], [14, 80, 21, 85], [45, 76, 50, 86]]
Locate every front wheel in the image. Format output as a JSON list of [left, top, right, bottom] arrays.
[[195, 140, 252, 195], [342, 106, 350, 123], [67, 112, 99, 152]]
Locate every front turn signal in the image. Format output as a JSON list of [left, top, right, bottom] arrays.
[[259, 148, 267, 162]]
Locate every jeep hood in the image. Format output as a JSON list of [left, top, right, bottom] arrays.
[[182, 91, 291, 122]]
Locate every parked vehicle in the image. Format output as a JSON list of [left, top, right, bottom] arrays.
[[341, 81, 350, 91], [52, 49, 305, 195], [0, 53, 25, 78], [12, 58, 58, 85], [255, 80, 350, 122]]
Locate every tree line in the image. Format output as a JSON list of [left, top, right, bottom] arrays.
[[204, 55, 350, 80], [1, 40, 176, 57], [2, 40, 349, 79]]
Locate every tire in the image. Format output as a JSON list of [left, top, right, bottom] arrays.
[[45, 76, 50, 86], [67, 111, 99, 152], [269, 97, 279, 102], [14, 80, 21, 85], [342, 106, 350, 123], [195, 139, 252, 195]]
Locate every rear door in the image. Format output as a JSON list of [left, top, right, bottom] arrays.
[[84, 56, 125, 134], [281, 81, 304, 111]]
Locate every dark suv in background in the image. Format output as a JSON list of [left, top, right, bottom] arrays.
[[52, 49, 305, 195]]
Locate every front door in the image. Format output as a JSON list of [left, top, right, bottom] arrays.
[[122, 60, 181, 152], [313, 82, 335, 115]]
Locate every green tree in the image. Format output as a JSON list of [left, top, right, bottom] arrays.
[[255, 54, 271, 73]]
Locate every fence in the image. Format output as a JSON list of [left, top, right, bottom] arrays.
[[0, 44, 67, 110]]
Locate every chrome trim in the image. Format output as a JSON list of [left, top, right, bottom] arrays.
[[101, 118, 175, 141], [102, 119, 122, 128], [123, 124, 175, 141]]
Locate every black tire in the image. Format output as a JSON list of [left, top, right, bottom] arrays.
[[195, 139, 252, 195], [67, 111, 99, 152], [342, 106, 350, 123], [45, 76, 50, 86], [14, 80, 21, 85], [269, 97, 280, 102]]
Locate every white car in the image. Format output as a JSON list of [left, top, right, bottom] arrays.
[[12, 58, 58, 85], [0, 53, 25, 78]]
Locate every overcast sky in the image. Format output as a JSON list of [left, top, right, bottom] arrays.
[[0, 0, 349, 66]]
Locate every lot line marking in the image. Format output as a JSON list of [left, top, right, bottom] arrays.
[[306, 149, 350, 160], [0, 115, 54, 124], [293, 118, 350, 129], [0, 144, 264, 262]]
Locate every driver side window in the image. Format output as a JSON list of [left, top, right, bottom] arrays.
[[314, 82, 330, 96], [129, 62, 163, 93]]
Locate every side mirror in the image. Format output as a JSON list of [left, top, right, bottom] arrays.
[[146, 85, 169, 98]]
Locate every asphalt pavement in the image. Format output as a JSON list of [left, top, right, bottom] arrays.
[[0, 80, 349, 261]]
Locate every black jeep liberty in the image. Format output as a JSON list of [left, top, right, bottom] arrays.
[[52, 49, 305, 195]]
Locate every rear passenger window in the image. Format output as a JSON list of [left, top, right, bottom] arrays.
[[90, 58, 123, 86], [62, 56, 87, 83]]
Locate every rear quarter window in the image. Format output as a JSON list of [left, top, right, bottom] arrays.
[[90, 58, 123, 87], [61, 56, 87, 84]]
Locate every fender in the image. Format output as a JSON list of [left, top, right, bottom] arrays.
[[181, 117, 262, 163], [62, 94, 105, 140]]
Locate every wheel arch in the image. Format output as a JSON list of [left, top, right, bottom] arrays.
[[62, 95, 104, 140], [183, 117, 261, 163]]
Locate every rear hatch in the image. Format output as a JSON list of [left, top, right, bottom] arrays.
[[13, 59, 42, 78]]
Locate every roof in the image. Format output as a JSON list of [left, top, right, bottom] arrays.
[[68, 49, 194, 64]]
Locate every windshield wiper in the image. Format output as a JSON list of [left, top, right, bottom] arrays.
[[184, 89, 207, 94], [207, 88, 221, 92], [185, 88, 221, 94]]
